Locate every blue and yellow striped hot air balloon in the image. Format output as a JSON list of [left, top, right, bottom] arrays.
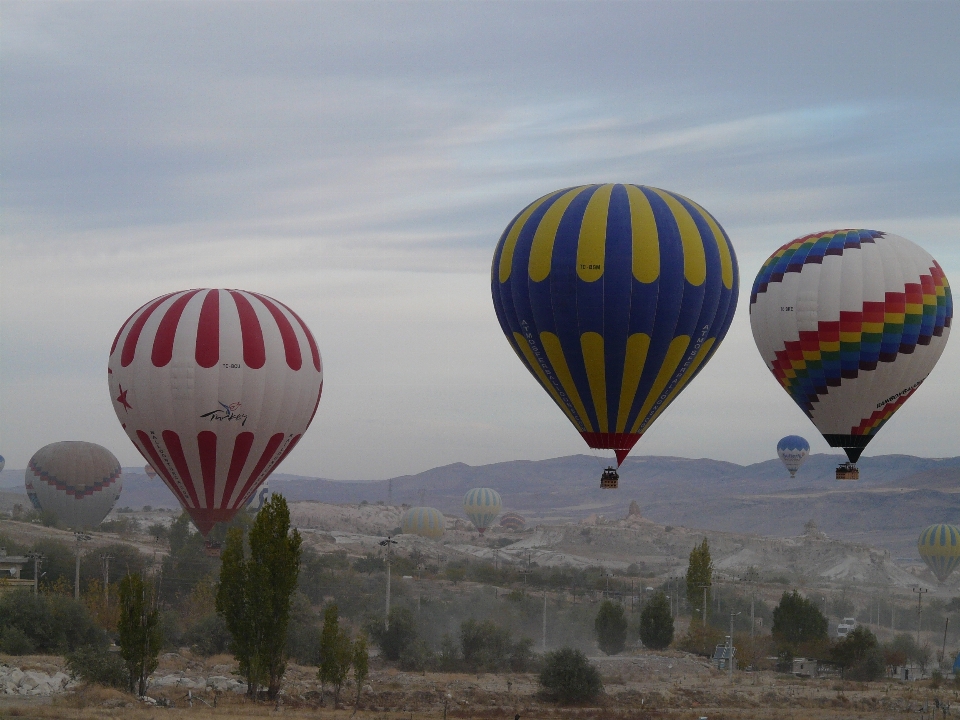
[[401, 507, 446, 540], [918, 524, 960, 583], [463, 488, 502, 535], [491, 185, 739, 481]]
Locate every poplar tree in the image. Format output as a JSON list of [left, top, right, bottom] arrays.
[[216, 494, 302, 699], [352, 633, 369, 711], [685, 538, 713, 622], [318, 604, 352, 705], [117, 573, 161, 696]]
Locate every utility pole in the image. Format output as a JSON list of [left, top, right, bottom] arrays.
[[379, 536, 397, 630], [698, 583, 710, 628], [914, 587, 928, 650], [940, 618, 950, 668], [729, 611, 742, 681], [542, 589, 547, 652], [27, 552, 44, 595], [73, 533, 92, 600], [100, 554, 113, 605]]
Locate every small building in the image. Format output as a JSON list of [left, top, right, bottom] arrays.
[[792, 657, 818, 678], [0, 549, 33, 595], [889, 663, 925, 681], [712, 644, 736, 671]]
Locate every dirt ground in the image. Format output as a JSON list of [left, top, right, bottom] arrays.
[[3, 649, 960, 720]]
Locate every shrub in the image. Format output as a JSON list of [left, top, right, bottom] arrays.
[[539, 647, 603, 704], [65, 645, 127, 689], [369, 606, 417, 661], [594, 600, 628, 655], [638, 591, 674, 650], [461, 618, 512, 671], [0, 626, 35, 655], [0, 590, 105, 653], [182, 614, 231, 656]]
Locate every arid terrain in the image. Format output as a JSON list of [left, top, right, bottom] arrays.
[[3, 480, 960, 719], [3, 648, 960, 719]]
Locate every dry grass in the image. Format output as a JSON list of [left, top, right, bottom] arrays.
[[0, 672, 955, 720]]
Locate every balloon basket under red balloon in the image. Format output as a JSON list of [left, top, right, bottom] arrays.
[[836, 463, 859, 481], [600, 467, 619, 489], [203, 541, 222, 558]]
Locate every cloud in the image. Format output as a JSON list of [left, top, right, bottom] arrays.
[[1, 1, 958, 479]]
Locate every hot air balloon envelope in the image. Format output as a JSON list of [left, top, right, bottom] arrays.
[[108, 289, 323, 535], [777, 436, 810, 478], [491, 184, 739, 476], [463, 488, 501, 535], [144, 464, 157, 479], [401, 507, 445, 539], [26, 441, 122, 529], [245, 485, 271, 512], [751, 231, 952, 471], [918, 524, 960, 583]]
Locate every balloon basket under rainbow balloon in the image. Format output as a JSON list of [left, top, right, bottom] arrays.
[[600, 467, 619, 489], [836, 463, 860, 481]]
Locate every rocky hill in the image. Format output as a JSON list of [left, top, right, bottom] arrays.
[[4, 452, 958, 561]]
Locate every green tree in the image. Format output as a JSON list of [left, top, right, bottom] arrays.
[[318, 604, 353, 706], [117, 573, 162, 696], [216, 494, 303, 699], [370, 606, 417, 661], [594, 600, 628, 655], [539, 647, 603, 704], [772, 590, 828, 653], [460, 618, 512, 671], [352, 633, 369, 710], [639, 591, 674, 650], [831, 626, 884, 680], [685, 538, 713, 623]]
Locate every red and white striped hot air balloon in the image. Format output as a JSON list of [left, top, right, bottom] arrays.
[[107, 289, 323, 535]]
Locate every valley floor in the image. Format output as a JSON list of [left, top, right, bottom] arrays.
[[3, 650, 959, 719]]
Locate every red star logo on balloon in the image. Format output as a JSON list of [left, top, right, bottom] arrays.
[[116, 385, 132, 411]]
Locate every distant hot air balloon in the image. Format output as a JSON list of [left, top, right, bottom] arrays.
[[25, 441, 122, 529], [144, 464, 157, 479], [499, 512, 526, 531], [492, 185, 739, 488], [918, 524, 960, 583], [751, 231, 952, 480], [108, 289, 323, 535], [463, 488, 501, 535], [777, 436, 810, 478], [0, 455, 5, 473], [401, 507, 445, 539]]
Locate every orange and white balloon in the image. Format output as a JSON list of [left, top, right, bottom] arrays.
[[108, 289, 323, 534]]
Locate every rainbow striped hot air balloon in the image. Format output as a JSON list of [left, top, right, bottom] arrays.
[[463, 488, 501, 535], [491, 185, 738, 486], [401, 507, 445, 540], [918, 524, 960, 583], [751, 231, 951, 479]]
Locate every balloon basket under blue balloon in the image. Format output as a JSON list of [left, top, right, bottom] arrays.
[[600, 467, 619, 489], [836, 463, 859, 481]]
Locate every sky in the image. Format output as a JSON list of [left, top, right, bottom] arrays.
[[2, 1, 959, 481]]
